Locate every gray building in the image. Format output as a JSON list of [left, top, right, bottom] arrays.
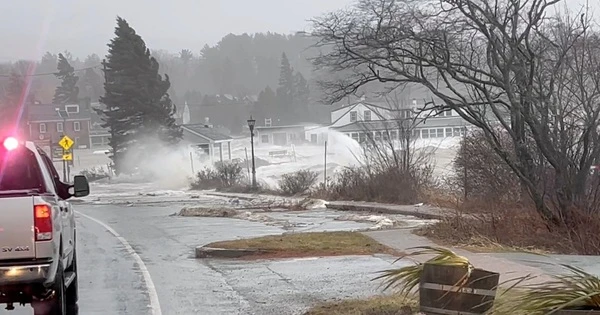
[[182, 124, 233, 163]]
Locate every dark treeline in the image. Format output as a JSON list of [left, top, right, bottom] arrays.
[[0, 32, 324, 115]]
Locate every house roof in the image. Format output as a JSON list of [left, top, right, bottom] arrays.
[[331, 120, 410, 133], [28, 104, 91, 122], [182, 124, 232, 143], [331, 116, 470, 133], [330, 102, 409, 126], [255, 125, 305, 131]]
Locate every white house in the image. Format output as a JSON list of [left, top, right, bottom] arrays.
[[326, 98, 470, 144]]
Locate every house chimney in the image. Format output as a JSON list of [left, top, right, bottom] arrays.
[[204, 117, 210, 128]]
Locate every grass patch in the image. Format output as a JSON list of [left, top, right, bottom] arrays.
[[305, 294, 416, 315], [304, 290, 526, 315], [207, 231, 397, 259]]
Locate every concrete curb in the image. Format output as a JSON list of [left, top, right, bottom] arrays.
[[195, 246, 267, 259], [325, 202, 447, 220]]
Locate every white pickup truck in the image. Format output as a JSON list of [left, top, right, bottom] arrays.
[[0, 137, 90, 315]]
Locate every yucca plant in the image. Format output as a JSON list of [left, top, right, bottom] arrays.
[[372, 246, 475, 296], [505, 264, 600, 314]]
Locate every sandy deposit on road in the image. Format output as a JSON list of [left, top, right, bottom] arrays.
[[177, 205, 429, 231]]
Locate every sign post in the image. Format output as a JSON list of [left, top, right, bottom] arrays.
[[58, 135, 74, 181]]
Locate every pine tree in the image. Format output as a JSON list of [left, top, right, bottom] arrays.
[[2, 72, 33, 132], [97, 17, 181, 174], [254, 86, 277, 123], [53, 53, 79, 105], [276, 52, 295, 122], [146, 57, 182, 143], [293, 71, 310, 121], [97, 17, 151, 174]]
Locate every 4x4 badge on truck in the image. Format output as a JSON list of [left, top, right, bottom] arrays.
[[1, 246, 30, 252]]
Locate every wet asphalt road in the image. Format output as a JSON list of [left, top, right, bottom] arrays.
[[8, 198, 407, 315]]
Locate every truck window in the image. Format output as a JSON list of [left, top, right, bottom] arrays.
[[39, 150, 62, 183], [0, 147, 46, 192]]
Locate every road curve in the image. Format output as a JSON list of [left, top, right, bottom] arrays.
[[8, 210, 151, 315]]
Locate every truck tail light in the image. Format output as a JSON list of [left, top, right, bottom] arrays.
[[34, 204, 52, 241]]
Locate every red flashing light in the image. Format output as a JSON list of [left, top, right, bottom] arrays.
[[34, 204, 53, 241], [3, 137, 18, 151]]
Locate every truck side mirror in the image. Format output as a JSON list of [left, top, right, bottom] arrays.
[[72, 175, 90, 197]]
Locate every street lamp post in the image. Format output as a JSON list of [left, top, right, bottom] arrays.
[[247, 116, 257, 188]]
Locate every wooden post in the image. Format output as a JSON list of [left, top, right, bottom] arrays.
[[324, 141, 328, 188], [228, 141, 232, 160], [219, 142, 223, 162], [189, 151, 195, 174]]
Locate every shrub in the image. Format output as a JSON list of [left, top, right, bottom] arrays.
[[79, 166, 111, 182], [190, 161, 244, 190], [190, 167, 220, 190], [453, 130, 521, 204], [319, 164, 432, 204], [278, 170, 319, 195], [214, 161, 244, 187]]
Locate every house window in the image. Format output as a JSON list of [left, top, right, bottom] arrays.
[[65, 105, 79, 114], [261, 135, 269, 143], [359, 132, 367, 143], [350, 111, 357, 122], [364, 110, 371, 121], [39, 123, 47, 133], [453, 127, 466, 137], [390, 130, 398, 140], [374, 131, 382, 141], [435, 128, 444, 138], [73, 121, 81, 131], [265, 118, 272, 127], [413, 129, 420, 138], [444, 110, 453, 117], [422, 129, 429, 139], [445, 128, 453, 137], [57, 122, 63, 132], [382, 131, 389, 141], [351, 133, 359, 141]]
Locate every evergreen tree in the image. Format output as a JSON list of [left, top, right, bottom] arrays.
[[146, 57, 182, 143], [97, 17, 152, 174], [276, 52, 295, 122], [97, 17, 181, 174], [2, 72, 33, 131], [53, 53, 79, 105], [293, 71, 310, 122], [254, 86, 277, 124]]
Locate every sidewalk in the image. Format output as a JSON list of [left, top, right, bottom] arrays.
[[363, 229, 554, 286]]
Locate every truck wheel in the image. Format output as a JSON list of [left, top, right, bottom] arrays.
[[48, 261, 67, 315], [32, 261, 66, 315], [66, 247, 78, 306]]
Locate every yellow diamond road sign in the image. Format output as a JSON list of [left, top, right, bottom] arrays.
[[62, 153, 73, 161], [58, 136, 74, 150]]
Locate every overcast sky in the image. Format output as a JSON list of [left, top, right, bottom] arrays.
[[0, 0, 354, 62], [0, 0, 596, 62]]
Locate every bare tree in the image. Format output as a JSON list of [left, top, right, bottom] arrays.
[[311, 0, 600, 225]]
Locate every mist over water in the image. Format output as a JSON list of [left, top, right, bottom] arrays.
[[87, 126, 461, 192]]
